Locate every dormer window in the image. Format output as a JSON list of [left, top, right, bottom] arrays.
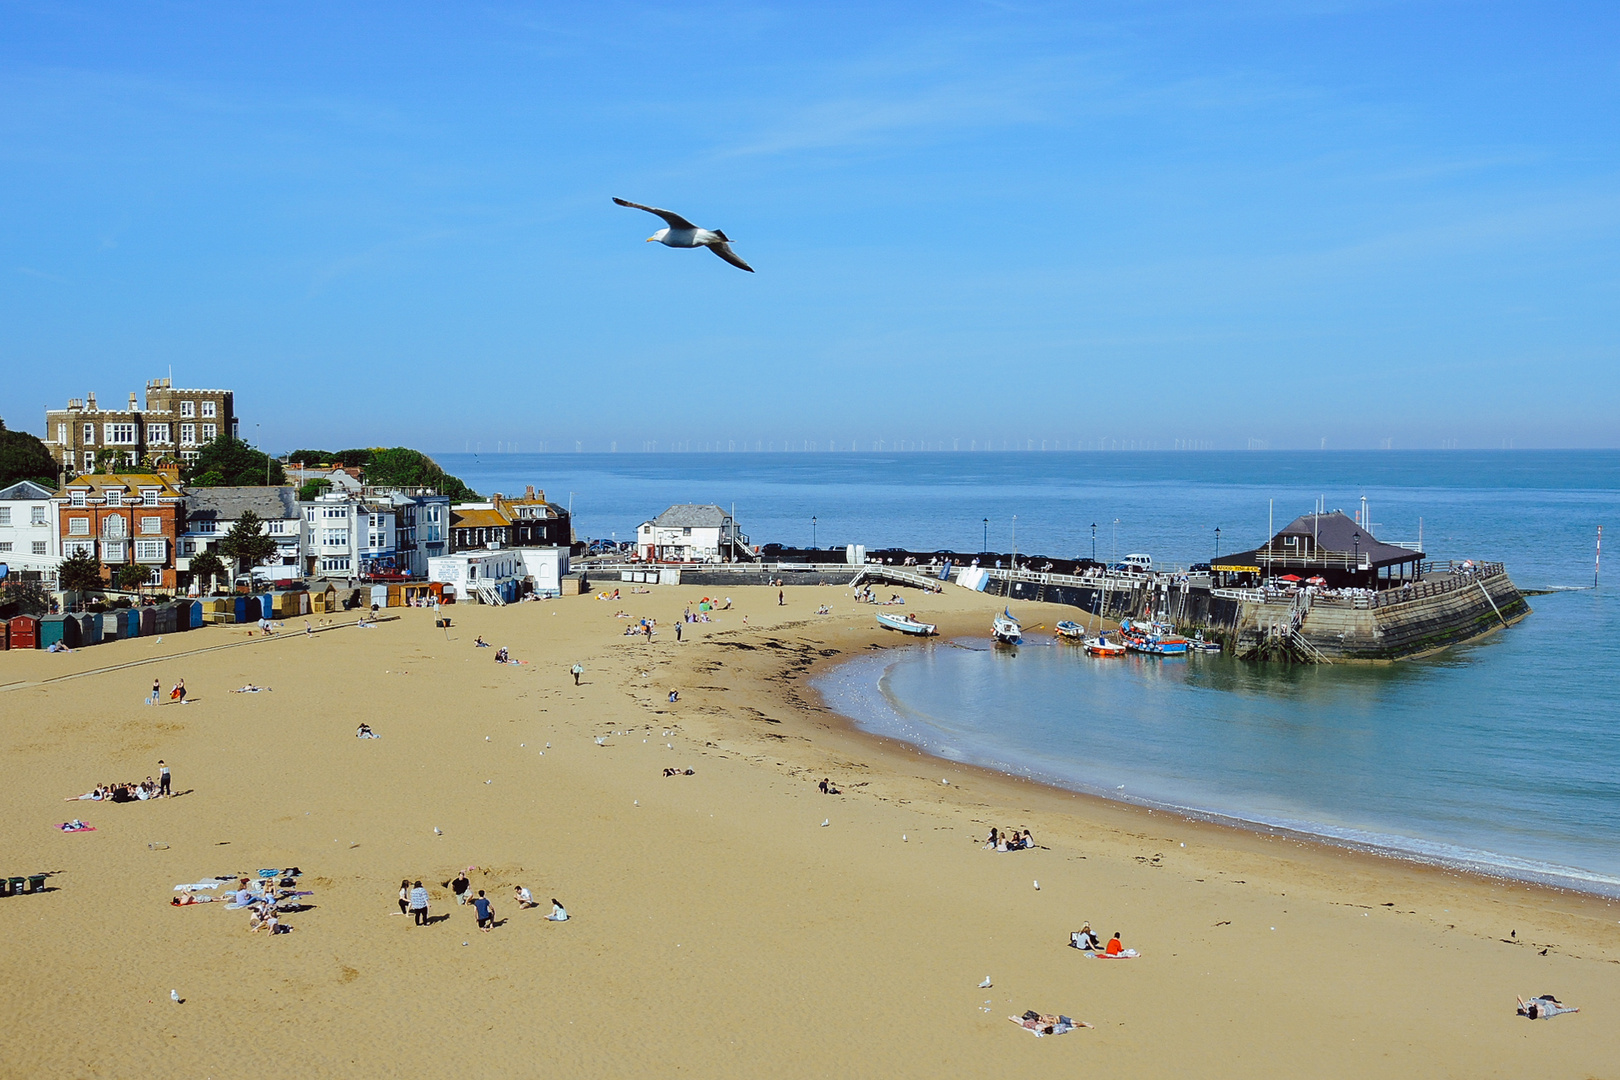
[[105, 489, 122, 506], [142, 489, 158, 506], [70, 489, 86, 507]]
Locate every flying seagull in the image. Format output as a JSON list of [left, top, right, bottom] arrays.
[[613, 197, 754, 272]]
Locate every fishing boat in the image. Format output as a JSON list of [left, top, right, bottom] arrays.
[[1084, 633, 1127, 657], [1054, 620, 1086, 642], [991, 609, 1022, 644], [1189, 631, 1222, 653], [1119, 618, 1189, 657], [877, 611, 937, 636]]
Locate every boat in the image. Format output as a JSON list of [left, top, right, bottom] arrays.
[[1083, 633, 1127, 656], [1119, 618, 1189, 656], [877, 611, 937, 636], [1189, 631, 1222, 653], [1054, 620, 1086, 642], [991, 609, 1022, 644]]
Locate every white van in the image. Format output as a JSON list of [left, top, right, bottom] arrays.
[[1121, 553, 1153, 573]]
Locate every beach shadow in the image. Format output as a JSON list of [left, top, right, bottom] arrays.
[[426, 913, 452, 925]]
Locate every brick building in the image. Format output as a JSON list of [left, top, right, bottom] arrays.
[[43, 378, 237, 477], [54, 470, 187, 590]]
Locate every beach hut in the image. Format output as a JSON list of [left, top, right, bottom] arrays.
[[386, 584, 404, 608], [164, 600, 192, 633], [9, 614, 38, 649], [369, 584, 389, 610], [40, 614, 78, 650], [111, 609, 134, 639], [153, 604, 178, 635], [257, 591, 274, 621], [0, 618, 8, 650], [78, 612, 103, 646], [139, 605, 157, 635], [310, 584, 335, 614], [183, 599, 203, 629]]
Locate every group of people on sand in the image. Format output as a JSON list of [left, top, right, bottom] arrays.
[[851, 588, 904, 606], [983, 827, 1035, 851], [1071, 922, 1134, 956], [67, 760, 171, 802], [356, 723, 380, 739], [404, 873, 567, 929]]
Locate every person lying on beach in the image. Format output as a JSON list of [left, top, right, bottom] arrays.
[[1518, 995, 1579, 1019], [1008, 1011, 1091, 1035], [171, 893, 216, 905], [231, 684, 268, 693], [474, 636, 489, 647], [356, 723, 380, 738], [663, 767, 695, 777], [65, 786, 107, 801]]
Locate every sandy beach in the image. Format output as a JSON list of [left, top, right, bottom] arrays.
[[1, 583, 1616, 1078]]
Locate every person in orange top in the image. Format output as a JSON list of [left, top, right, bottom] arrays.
[[1105, 932, 1125, 956]]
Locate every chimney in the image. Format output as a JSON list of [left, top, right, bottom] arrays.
[[157, 461, 180, 483], [129, 392, 138, 410], [492, 493, 504, 510], [526, 485, 535, 501], [87, 391, 97, 410]]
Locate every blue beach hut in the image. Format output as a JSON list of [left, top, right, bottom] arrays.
[[184, 599, 203, 629], [139, 606, 156, 636], [40, 614, 78, 650], [153, 604, 177, 635], [77, 612, 102, 646]]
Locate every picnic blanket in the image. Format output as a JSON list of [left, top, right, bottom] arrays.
[[1083, 948, 1140, 959], [1008, 1012, 1089, 1036], [174, 881, 221, 892], [58, 820, 95, 832]]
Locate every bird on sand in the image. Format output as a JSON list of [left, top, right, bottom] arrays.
[[612, 197, 754, 272]]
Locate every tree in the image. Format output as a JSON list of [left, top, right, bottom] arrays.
[[297, 477, 332, 501], [218, 510, 278, 582], [59, 549, 104, 593], [365, 447, 477, 500], [115, 562, 151, 595], [0, 420, 58, 489], [188, 549, 226, 593], [0, 576, 50, 617], [183, 436, 285, 487]]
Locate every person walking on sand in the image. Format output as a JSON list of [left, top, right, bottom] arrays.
[[571, 663, 583, 686], [452, 870, 471, 905], [397, 879, 411, 917], [778, 589, 784, 606], [157, 760, 170, 797], [171, 678, 187, 704], [408, 881, 430, 926], [675, 622, 682, 642]]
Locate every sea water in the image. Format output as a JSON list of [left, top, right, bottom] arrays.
[[446, 450, 1620, 892]]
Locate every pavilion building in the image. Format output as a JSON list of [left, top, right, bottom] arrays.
[[1212, 511, 1424, 591]]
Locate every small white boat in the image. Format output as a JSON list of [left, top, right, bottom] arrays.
[[877, 611, 937, 636], [1084, 634, 1126, 657], [991, 609, 1022, 644], [1189, 632, 1222, 653], [1054, 620, 1085, 642]]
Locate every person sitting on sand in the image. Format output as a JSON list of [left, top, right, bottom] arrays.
[[818, 778, 841, 795], [1105, 932, 1130, 956], [472, 890, 495, 932], [357, 723, 380, 738], [495, 647, 509, 663], [546, 899, 568, 921], [1019, 830, 1035, 850], [514, 885, 536, 909], [1518, 995, 1579, 1019], [1072, 923, 1099, 951], [983, 828, 998, 850], [668, 690, 679, 703], [474, 636, 489, 647]]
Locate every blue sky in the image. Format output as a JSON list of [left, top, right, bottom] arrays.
[[2, 2, 1617, 451]]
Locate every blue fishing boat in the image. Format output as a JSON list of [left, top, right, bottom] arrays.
[[877, 611, 937, 636], [1119, 618, 1189, 656]]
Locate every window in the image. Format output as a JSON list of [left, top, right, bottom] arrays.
[[181, 539, 196, 556], [70, 489, 86, 507], [105, 489, 122, 506], [201, 423, 216, 442], [146, 566, 163, 585], [32, 541, 47, 556], [68, 517, 89, 535], [323, 506, 347, 519], [321, 556, 351, 572], [31, 506, 46, 525], [140, 516, 162, 534], [201, 400, 216, 418], [180, 400, 195, 417], [141, 489, 158, 506], [82, 451, 96, 471], [305, 507, 316, 523], [196, 520, 216, 534], [102, 515, 127, 537], [0, 508, 8, 526], [135, 539, 166, 563], [180, 450, 199, 464], [323, 529, 347, 547], [65, 539, 95, 558], [56, 423, 67, 444], [147, 423, 170, 444], [123, 451, 138, 467], [83, 423, 95, 443], [180, 423, 196, 446], [0, 541, 10, 551], [105, 422, 136, 444], [267, 520, 285, 534]]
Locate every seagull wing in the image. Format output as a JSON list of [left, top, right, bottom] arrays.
[[612, 197, 697, 231], [709, 242, 755, 273]]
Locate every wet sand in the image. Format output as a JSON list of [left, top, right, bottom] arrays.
[[0, 583, 1615, 1078]]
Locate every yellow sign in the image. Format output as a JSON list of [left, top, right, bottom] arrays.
[[1212, 564, 1261, 573]]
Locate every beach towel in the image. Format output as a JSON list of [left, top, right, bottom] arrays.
[[1084, 948, 1140, 959], [58, 821, 95, 832], [174, 881, 221, 892], [1008, 1013, 1088, 1036]]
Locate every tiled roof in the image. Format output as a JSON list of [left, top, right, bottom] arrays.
[[650, 504, 730, 528], [185, 486, 300, 521], [451, 508, 508, 530]]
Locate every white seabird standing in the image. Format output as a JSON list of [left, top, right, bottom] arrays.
[[612, 197, 755, 272]]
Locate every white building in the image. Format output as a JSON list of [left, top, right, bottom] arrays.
[[636, 504, 753, 563], [180, 486, 304, 585], [299, 492, 396, 579], [0, 480, 61, 585], [428, 549, 523, 604]]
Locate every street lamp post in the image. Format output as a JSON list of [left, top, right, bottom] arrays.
[[983, 517, 989, 552], [811, 516, 817, 550], [1090, 522, 1096, 562], [1353, 532, 1361, 584], [1214, 526, 1221, 560]]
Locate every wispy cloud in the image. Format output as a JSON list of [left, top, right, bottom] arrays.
[[16, 265, 68, 283]]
